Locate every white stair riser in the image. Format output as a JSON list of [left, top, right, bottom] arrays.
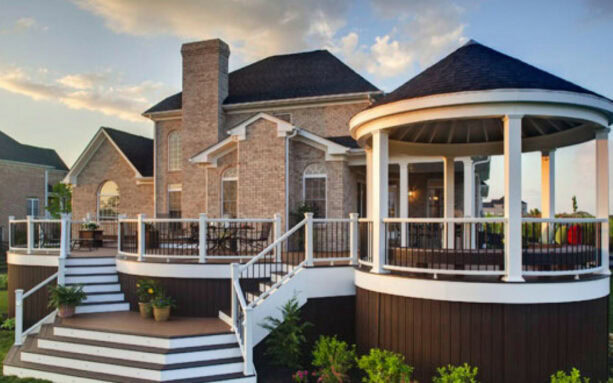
[[83, 293, 125, 303], [54, 327, 237, 349], [66, 258, 116, 266], [37, 339, 241, 364], [65, 266, 117, 275], [3, 365, 113, 383], [20, 352, 244, 381], [75, 303, 129, 314], [80, 284, 121, 293], [66, 275, 118, 284]]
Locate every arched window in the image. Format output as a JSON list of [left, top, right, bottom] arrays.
[[98, 181, 119, 220], [303, 163, 326, 218], [168, 131, 181, 171], [221, 167, 238, 218]]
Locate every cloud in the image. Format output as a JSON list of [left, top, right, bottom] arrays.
[[0, 67, 170, 122], [1, 17, 47, 34], [71, 0, 349, 63]]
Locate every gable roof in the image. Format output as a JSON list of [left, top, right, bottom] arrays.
[[374, 40, 610, 107], [101, 127, 153, 177], [145, 50, 379, 114], [0, 130, 68, 171]]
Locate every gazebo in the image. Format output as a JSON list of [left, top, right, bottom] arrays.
[[350, 40, 613, 382]]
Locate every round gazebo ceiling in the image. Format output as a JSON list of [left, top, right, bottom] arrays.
[[350, 40, 613, 155]]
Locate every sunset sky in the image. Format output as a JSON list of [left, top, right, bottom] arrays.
[[1, 0, 612, 214]]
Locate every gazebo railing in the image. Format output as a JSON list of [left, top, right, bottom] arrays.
[[382, 217, 507, 276], [358, 218, 373, 266], [8, 216, 62, 253], [521, 217, 605, 276]]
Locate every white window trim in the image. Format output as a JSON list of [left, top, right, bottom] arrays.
[[302, 173, 327, 218], [168, 131, 181, 171], [97, 181, 119, 221], [26, 198, 40, 217], [167, 188, 182, 216], [221, 169, 238, 218]]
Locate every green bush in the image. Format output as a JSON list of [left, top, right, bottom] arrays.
[[550, 368, 589, 383], [47, 285, 86, 309], [0, 274, 7, 290], [432, 363, 479, 383], [357, 348, 413, 383], [312, 335, 356, 383], [0, 376, 52, 383], [1, 317, 15, 331], [260, 297, 311, 370]]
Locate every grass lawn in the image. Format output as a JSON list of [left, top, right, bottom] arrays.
[[610, 277, 613, 332]]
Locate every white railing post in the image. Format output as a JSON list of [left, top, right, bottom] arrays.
[[273, 213, 282, 262], [59, 213, 69, 259], [199, 213, 208, 264], [230, 263, 239, 330], [15, 289, 23, 346], [305, 213, 314, 267], [243, 307, 255, 375], [26, 215, 34, 254], [137, 214, 146, 262], [58, 257, 66, 287], [8, 216, 14, 248], [349, 213, 359, 266], [117, 214, 126, 253]]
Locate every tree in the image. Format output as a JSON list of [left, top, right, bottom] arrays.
[[572, 195, 578, 213], [46, 183, 72, 218]]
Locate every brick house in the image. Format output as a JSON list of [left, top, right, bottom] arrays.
[[0, 130, 68, 241], [66, 39, 489, 229]]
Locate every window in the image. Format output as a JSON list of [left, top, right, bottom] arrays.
[[98, 181, 119, 220], [168, 185, 182, 218], [26, 198, 40, 217], [357, 182, 367, 218], [221, 167, 238, 218], [303, 163, 326, 218], [168, 131, 181, 171]]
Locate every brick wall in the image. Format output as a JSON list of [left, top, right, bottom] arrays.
[[0, 162, 66, 240], [206, 150, 238, 217], [72, 139, 153, 220], [155, 118, 183, 216]]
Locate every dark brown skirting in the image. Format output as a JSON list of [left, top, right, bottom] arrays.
[[356, 287, 608, 383], [117, 272, 265, 317], [7, 264, 57, 329]]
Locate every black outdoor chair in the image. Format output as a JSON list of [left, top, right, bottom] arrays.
[[237, 222, 273, 253]]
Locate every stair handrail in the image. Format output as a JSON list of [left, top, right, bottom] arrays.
[[14, 214, 69, 346]]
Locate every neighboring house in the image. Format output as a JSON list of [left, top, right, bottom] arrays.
[[0, 130, 68, 240], [66, 39, 489, 227], [482, 196, 528, 216]]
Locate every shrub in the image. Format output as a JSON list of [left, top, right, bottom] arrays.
[[1, 317, 15, 331], [312, 335, 356, 383], [48, 285, 86, 309], [260, 297, 312, 370], [151, 290, 176, 309], [550, 368, 589, 383], [433, 363, 479, 383], [0, 376, 52, 383], [357, 348, 413, 383], [136, 279, 160, 303], [0, 274, 7, 290], [292, 370, 316, 383]]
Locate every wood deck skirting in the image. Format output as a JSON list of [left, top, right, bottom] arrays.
[[7, 263, 57, 329], [355, 287, 608, 383]]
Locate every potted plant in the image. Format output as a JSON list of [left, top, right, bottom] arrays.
[[136, 279, 159, 318], [80, 221, 103, 247], [48, 285, 87, 318], [151, 290, 176, 322]]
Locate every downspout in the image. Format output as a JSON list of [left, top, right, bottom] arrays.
[[285, 128, 299, 232]]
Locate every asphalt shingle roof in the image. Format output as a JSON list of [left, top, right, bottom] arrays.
[[0, 130, 68, 171], [325, 135, 360, 149], [102, 127, 153, 177], [145, 50, 379, 114], [374, 40, 609, 107]]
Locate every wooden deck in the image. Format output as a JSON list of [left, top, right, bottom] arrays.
[[59, 311, 231, 337]]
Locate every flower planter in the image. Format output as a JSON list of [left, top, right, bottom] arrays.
[[58, 305, 76, 318], [153, 306, 171, 321], [138, 302, 153, 318], [79, 229, 103, 248]]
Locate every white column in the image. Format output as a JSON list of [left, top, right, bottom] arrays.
[[399, 161, 409, 247], [199, 213, 208, 263], [137, 213, 146, 262], [304, 213, 314, 267], [443, 157, 455, 249], [541, 150, 555, 243], [349, 213, 359, 266], [371, 131, 389, 274], [503, 115, 524, 282], [595, 128, 610, 274], [463, 159, 476, 248], [366, 149, 373, 219]]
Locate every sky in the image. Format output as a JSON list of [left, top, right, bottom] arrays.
[[0, 0, 612, 215]]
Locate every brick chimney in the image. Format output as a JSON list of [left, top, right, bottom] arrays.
[[181, 39, 230, 215]]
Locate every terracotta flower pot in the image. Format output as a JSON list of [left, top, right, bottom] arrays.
[[153, 306, 171, 321], [58, 305, 75, 318], [139, 302, 153, 318]]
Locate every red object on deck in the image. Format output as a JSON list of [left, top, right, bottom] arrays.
[[567, 224, 582, 245]]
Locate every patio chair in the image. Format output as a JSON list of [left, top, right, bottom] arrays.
[[237, 222, 272, 253]]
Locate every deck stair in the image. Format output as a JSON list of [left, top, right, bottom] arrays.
[[64, 256, 130, 314], [4, 316, 256, 382]]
